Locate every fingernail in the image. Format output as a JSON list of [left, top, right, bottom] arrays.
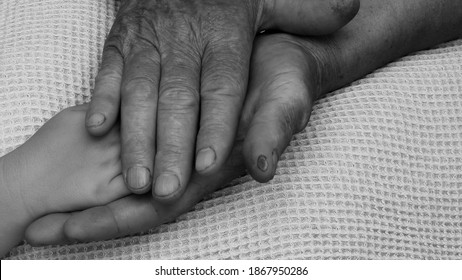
[[196, 147, 216, 172], [126, 166, 151, 191], [257, 155, 268, 172], [154, 173, 180, 197], [87, 113, 105, 127]]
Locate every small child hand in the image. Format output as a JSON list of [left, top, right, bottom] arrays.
[[0, 104, 129, 256]]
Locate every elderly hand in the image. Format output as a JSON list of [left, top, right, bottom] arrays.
[[25, 33, 331, 244], [85, 0, 359, 201]]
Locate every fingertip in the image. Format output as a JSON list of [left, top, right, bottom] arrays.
[[25, 229, 48, 247], [85, 111, 113, 136], [152, 173, 184, 203], [195, 147, 217, 174], [194, 127, 236, 176], [243, 139, 279, 183], [86, 112, 106, 127], [125, 166, 152, 194], [25, 214, 71, 246], [251, 156, 278, 183]]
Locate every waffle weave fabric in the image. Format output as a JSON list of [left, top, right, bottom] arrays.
[[1, 0, 461, 259]]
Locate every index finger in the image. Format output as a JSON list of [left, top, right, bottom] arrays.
[[85, 43, 124, 136]]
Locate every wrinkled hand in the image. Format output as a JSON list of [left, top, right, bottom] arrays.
[[86, 0, 359, 201], [26, 33, 333, 244]]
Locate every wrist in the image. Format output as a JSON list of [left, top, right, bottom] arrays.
[[0, 154, 35, 256], [0, 152, 36, 227]]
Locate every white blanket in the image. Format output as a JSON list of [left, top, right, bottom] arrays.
[[1, 0, 461, 259]]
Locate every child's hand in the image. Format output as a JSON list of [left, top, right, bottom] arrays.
[[0, 104, 129, 255]]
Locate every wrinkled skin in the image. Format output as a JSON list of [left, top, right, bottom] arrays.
[[26, 33, 328, 244], [85, 0, 359, 201]]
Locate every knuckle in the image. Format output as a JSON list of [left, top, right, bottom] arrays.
[[162, 47, 201, 69], [203, 39, 248, 68], [199, 121, 229, 139], [156, 144, 188, 171], [125, 46, 160, 64], [123, 10, 160, 49], [123, 132, 150, 147], [103, 35, 126, 59], [203, 52, 245, 75], [201, 68, 245, 101], [95, 67, 122, 85], [122, 133, 154, 158], [159, 83, 199, 111], [202, 58, 247, 99], [110, 12, 161, 58], [201, 80, 244, 104], [157, 143, 184, 159], [91, 90, 119, 109], [122, 76, 157, 100]]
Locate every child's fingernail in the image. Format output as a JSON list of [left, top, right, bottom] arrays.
[[126, 166, 151, 191], [154, 173, 180, 197], [257, 155, 268, 172], [196, 147, 216, 172], [87, 113, 105, 127]]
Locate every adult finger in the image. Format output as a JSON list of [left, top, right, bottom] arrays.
[[85, 40, 124, 136], [120, 45, 160, 194], [24, 196, 156, 245], [195, 36, 251, 177], [242, 35, 314, 182], [153, 48, 201, 201], [262, 0, 360, 35], [64, 195, 158, 242]]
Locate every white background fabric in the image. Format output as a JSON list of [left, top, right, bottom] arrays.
[[1, 0, 461, 259]]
